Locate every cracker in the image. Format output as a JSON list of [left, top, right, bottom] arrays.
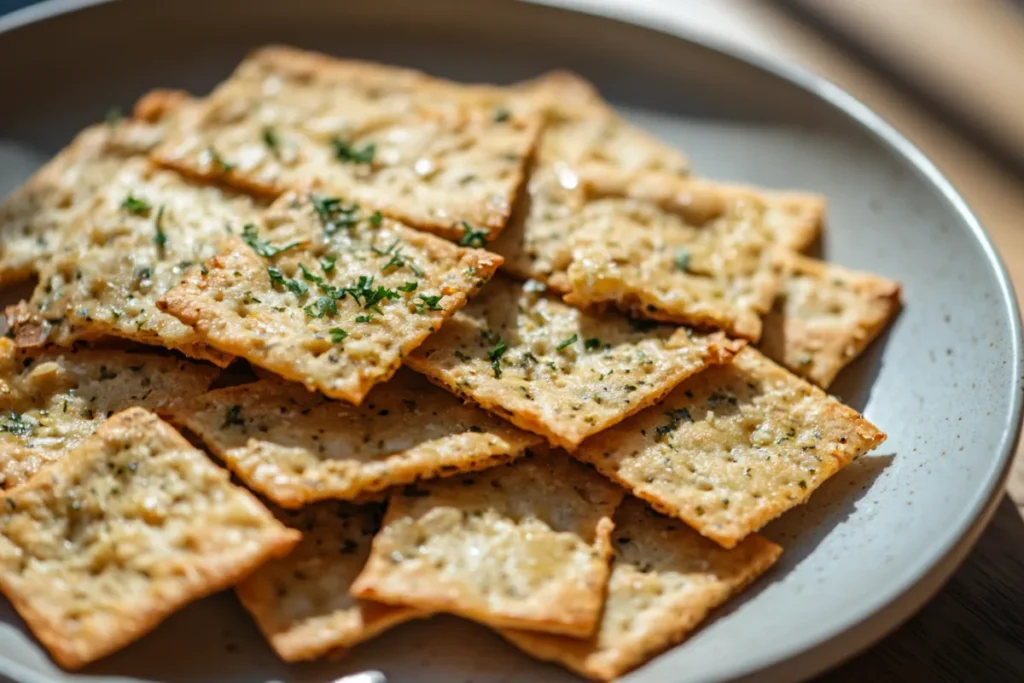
[[350, 451, 623, 637], [236, 502, 425, 661], [572, 347, 886, 547], [0, 408, 299, 669], [0, 338, 218, 489], [9, 157, 262, 365], [407, 275, 742, 450], [759, 253, 901, 387], [500, 497, 782, 681], [160, 191, 502, 404], [170, 370, 542, 507], [0, 92, 192, 287], [154, 45, 541, 240]]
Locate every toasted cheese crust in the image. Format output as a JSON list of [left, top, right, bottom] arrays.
[[236, 502, 425, 662], [572, 347, 886, 547], [500, 497, 781, 681], [160, 191, 501, 404], [0, 408, 299, 669], [170, 371, 541, 507], [407, 275, 743, 449], [759, 252, 901, 387], [0, 338, 218, 489], [351, 451, 623, 637], [153, 45, 541, 239]]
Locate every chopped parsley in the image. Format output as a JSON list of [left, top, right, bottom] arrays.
[[584, 337, 603, 351], [556, 334, 578, 351], [223, 405, 245, 428], [328, 327, 348, 343], [368, 211, 383, 226], [153, 206, 167, 250], [207, 147, 237, 172], [331, 137, 376, 164], [346, 275, 398, 312], [675, 249, 692, 272], [304, 296, 338, 318], [655, 408, 692, 437], [105, 106, 124, 127], [242, 224, 300, 258], [398, 281, 418, 292], [319, 256, 336, 273], [458, 221, 488, 248], [120, 194, 151, 215], [487, 337, 508, 378], [261, 127, 280, 153], [416, 294, 443, 312], [493, 108, 511, 123], [310, 194, 361, 236], [355, 314, 373, 323], [0, 412, 37, 436], [268, 266, 308, 297]]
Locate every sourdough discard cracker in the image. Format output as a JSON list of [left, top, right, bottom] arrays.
[[500, 497, 782, 681], [0, 338, 218, 489], [406, 275, 742, 449], [154, 45, 541, 239], [236, 502, 424, 662], [351, 451, 623, 637], [160, 191, 501, 404], [0, 408, 298, 670], [0, 91, 194, 287], [9, 157, 261, 365], [572, 347, 886, 548], [759, 253, 901, 387], [170, 370, 541, 507]]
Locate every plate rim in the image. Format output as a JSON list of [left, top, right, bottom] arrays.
[[0, 1, 1021, 682]]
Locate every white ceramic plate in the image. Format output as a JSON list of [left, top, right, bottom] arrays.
[[0, 1, 1020, 682]]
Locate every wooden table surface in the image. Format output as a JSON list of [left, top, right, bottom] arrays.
[[623, 0, 1024, 680]]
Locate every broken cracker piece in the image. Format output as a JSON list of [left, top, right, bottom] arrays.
[[0, 408, 299, 670], [572, 347, 886, 548], [0, 92, 194, 287], [154, 45, 541, 240], [160, 191, 501, 404], [0, 338, 218, 489], [759, 252, 901, 387], [500, 497, 781, 681], [406, 275, 742, 450], [170, 370, 542, 507], [236, 501, 425, 662], [11, 157, 262, 365], [351, 450, 623, 637]]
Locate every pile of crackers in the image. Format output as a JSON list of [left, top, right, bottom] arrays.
[[0, 46, 898, 680]]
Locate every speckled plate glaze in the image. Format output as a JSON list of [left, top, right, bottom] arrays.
[[0, 1, 1020, 682]]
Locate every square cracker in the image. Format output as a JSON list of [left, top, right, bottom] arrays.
[[170, 370, 542, 507], [0, 337, 218, 489], [488, 74, 823, 286], [159, 191, 502, 404], [0, 407, 299, 670], [154, 45, 541, 240], [500, 497, 782, 681], [350, 450, 624, 637], [759, 252, 901, 388], [0, 90, 193, 287], [561, 169, 790, 341], [9, 156, 262, 365], [236, 501, 425, 662], [406, 275, 743, 450], [572, 347, 886, 548]]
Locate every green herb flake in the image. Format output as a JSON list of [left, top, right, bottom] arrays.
[[458, 221, 488, 248], [262, 127, 280, 153], [0, 412, 37, 436], [493, 108, 511, 123], [311, 194, 361, 236], [105, 106, 124, 127], [584, 337, 603, 351], [368, 211, 383, 226], [304, 296, 338, 318], [153, 206, 168, 250], [416, 294, 443, 312], [120, 194, 152, 216], [655, 407, 692, 437], [556, 334, 578, 351], [242, 224, 300, 259], [320, 256, 337, 273], [398, 281, 418, 292], [329, 327, 348, 344], [675, 249, 692, 272], [207, 147, 237, 173], [223, 405, 245, 428], [268, 266, 309, 297], [355, 314, 372, 323], [331, 137, 376, 164], [487, 338, 508, 378]]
